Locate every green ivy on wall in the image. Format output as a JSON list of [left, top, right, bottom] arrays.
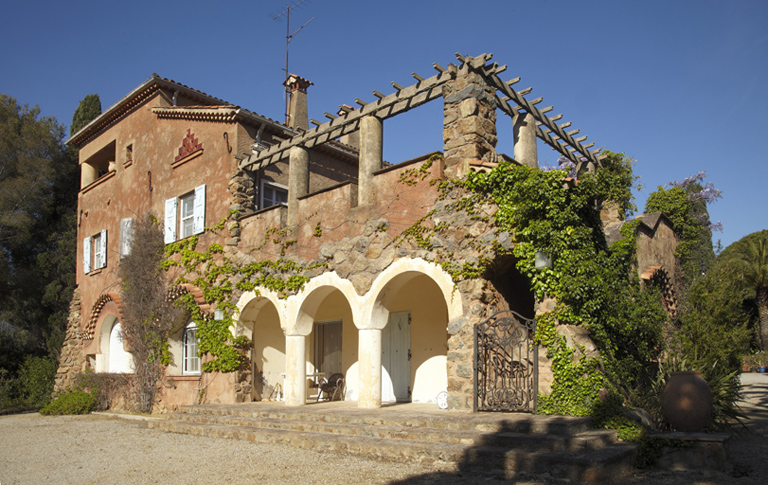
[[163, 226, 325, 373]]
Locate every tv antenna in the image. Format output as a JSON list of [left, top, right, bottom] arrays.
[[274, 0, 316, 123]]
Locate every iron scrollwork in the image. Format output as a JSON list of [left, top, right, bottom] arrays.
[[474, 310, 537, 412]]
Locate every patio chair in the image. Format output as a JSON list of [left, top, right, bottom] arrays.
[[316, 373, 345, 402]]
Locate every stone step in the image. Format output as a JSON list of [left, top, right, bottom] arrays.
[[168, 411, 618, 452], [148, 418, 637, 482], [173, 404, 595, 435]]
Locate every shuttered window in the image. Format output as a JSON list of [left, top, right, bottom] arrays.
[[165, 184, 205, 243]]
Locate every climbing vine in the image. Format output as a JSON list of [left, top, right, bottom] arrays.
[[162, 220, 326, 373], [463, 160, 666, 415]]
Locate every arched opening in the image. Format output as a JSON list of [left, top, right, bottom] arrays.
[[487, 255, 535, 319], [107, 320, 133, 374], [376, 272, 449, 404], [308, 289, 357, 400], [239, 297, 285, 401]]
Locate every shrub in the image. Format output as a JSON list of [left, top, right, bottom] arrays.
[[39, 388, 96, 415], [17, 355, 57, 408]]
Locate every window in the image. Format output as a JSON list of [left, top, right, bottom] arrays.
[[180, 192, 195, 239], [165, 184, 205, 244], [125, 144, 133, 163], [261, 181, 287, 209], [83, 229, 107, 273], [120, 217, 133, 258], [183, 323, 200, 375]]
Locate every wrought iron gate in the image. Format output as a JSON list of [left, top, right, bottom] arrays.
[[474, 310, 537, 412]]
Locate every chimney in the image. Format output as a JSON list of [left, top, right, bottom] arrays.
[[283, 74, 313, 131]]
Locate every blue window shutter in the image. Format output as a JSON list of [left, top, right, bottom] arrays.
[[83, 236, 91, 274], [193, 184, 205, 235], [165, 197, 177, 244]]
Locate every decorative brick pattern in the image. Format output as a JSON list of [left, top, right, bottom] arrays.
[[175, 129, 203, 163]]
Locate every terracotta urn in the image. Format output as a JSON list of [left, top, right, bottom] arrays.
[[662, 370, 713, 432]]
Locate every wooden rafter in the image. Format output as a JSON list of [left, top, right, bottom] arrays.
[[239, 53, 603, 173], [239, 66, 455, 171]]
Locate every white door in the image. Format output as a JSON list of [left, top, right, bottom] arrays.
[[108, 322, 132, 373], [382, 311, 411, 402]]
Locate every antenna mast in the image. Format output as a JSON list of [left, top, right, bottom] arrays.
[[274, 0, 316, 124]]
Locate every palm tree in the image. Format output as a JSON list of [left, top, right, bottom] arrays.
[[734, 233, 768, 352]]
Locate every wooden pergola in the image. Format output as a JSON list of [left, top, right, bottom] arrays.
[[238, 53, 602, 174]]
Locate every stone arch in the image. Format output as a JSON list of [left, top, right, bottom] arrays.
[[236, 291, 286, 401], [288, 272, 360, 336], [362, 258, 458, 404], [84, 293, 125, 341], [367, 258, 462, 328]]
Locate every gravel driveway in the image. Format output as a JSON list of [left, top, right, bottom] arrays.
[[2, 374, 767, 484]]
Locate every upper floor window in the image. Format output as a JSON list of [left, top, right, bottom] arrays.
[[165, 185, 206, 244], [261, 181, 287, 209], [83, 229, 107, 273]]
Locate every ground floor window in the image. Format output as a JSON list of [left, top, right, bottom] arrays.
[[183, 323, 200, 375]]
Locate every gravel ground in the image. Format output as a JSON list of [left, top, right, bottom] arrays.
[[2, 374, 767, 484]]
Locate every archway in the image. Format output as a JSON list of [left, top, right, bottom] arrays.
[[297, 286, 356, 402], [373, 271, 449, 404], [97, 317, 133, 373], [238, 296, 286, 401]]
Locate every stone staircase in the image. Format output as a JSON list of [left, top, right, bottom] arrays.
[[147, 402, 637, 482]]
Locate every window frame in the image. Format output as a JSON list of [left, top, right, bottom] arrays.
[[165, 184, 205, 244], [83, 229, 107, 274], [260, 180, 288, 209], [182, 322, 201, 375]]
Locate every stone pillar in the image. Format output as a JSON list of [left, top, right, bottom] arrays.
[[287, 146, 309, 227], [81, 163, 97, 188], [358, 116, 382, 205], [513, 112, 538, 168], [358, 328, 382, 408], [442, 62, 497, 179], [284, 334, 307, 406]]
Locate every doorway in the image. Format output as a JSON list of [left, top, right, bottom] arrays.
[[382, 311, 411, 402]]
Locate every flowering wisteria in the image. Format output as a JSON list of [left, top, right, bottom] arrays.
[[665, 171, 723, 204], [541, 155, 578, 178], [665, 171, 723, 231]]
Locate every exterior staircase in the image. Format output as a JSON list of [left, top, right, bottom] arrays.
[[147, 402, 636, 482]]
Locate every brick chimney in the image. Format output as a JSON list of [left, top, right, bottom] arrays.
[[283, 74, 313, 131]]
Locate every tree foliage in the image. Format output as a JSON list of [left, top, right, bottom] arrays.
[[70, 94, 101, 136], [118, 213, 182, 413], [719, 230, 768, 353], [466, 154, 666, 414], [644, 172, 721, 295], [0, 95, 77, 385]]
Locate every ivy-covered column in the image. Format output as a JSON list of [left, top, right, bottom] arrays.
[[284, 334, 307, 406], [442, 56, 498, 180], [358, 328, 382, 408]]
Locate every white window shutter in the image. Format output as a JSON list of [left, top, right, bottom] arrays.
[[193, 184, 206, 235], [120, 218, 134, 258], [165, 198, 177, 244], [100, 229, 107, 269], [83, 236, 91, 274]]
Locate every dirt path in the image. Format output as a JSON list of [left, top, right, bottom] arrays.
[[1, 374, 767, 484]]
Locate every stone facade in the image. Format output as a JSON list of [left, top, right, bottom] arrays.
[[52, 289, 83, 398], [56, 55, 666, 414]]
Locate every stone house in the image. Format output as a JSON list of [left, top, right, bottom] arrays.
[[54, 53, 675, 412]]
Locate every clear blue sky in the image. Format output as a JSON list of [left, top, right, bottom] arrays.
[[2, 0, 766, 248]]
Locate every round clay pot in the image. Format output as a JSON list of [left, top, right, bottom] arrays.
[[662, 370, 713, 432]]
